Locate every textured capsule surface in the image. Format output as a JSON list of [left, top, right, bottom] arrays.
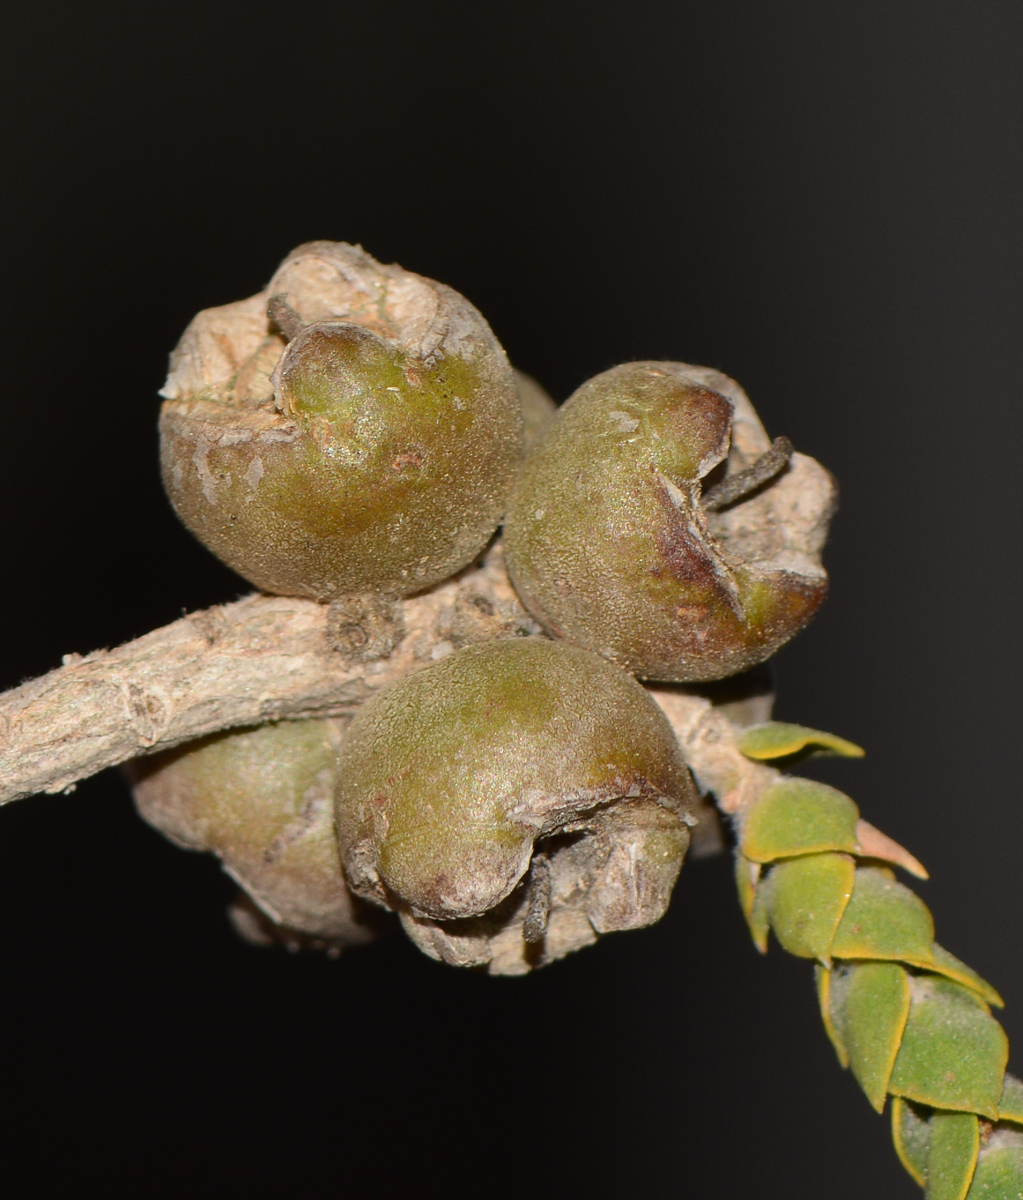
[[160, 241, 523, 599], [335, 637, 696, 974], [514, 368, 558, 452], [503, 361, 836, 681], [131, 719, 376, 945]]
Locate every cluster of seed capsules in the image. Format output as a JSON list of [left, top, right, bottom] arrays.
[[142, 241, 1019, 1197]]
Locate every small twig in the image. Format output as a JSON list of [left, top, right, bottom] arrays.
[[523, 854, 552, 943], [267, 293, 305, 342], [0, 542, 784, 834], [701, 436, 793, 511], [0, 546, 535, 805]]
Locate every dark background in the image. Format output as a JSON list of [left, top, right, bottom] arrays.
[[0, 2, 1019, 1196]]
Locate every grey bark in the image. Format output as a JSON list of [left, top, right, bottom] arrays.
[[0, 543, 771, 816]]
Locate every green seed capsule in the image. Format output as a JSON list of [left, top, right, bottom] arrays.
[[160, 241, 523, 600], [130, 719, 376, 946], [503, 361, 836, 681], [334, 637, 697, 974]]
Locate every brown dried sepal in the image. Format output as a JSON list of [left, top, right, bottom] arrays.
[[503, 362, 836, 682]]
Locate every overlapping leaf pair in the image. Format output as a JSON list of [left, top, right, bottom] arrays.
[[735, 723, 1022, 1199]]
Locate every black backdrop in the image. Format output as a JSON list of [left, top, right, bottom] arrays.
[[0, 4, 1019, 1197]]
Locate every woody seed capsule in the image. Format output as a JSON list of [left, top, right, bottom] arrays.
[[503, 361, 836, 682], [334, 637, 697, 974], [159, 241, 523, 600]]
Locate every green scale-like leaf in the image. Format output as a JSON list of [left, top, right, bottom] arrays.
[[749, 887, 770, 954], [831, 866, 935, 962], [738, 721, 865, 761], [828, 868, 1004, 1007], [891, 1104, 1012, 1197], [761, 852, 855, 960], [734, 850, 758, 924], [968, 1130, 1023, 1198], [816, 964, 849, 1067], [893, 1097, 932, 1188], [930, 946, 1004, 1010], [1000, 1075, 1023, 1126], [740, 779, 860, 863], [889, 977, 1009, 1120], [734, 852, 769, 953], [730, 769, 1013, 1194], [829, 961, 911, 1111], [926, 1111, 980, 1200]]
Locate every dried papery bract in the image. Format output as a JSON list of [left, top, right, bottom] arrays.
[[503, 362, 837, 681], [129, 718, 379, 948], [159, 242, 523, 600], [334, 637, 697, 975]]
